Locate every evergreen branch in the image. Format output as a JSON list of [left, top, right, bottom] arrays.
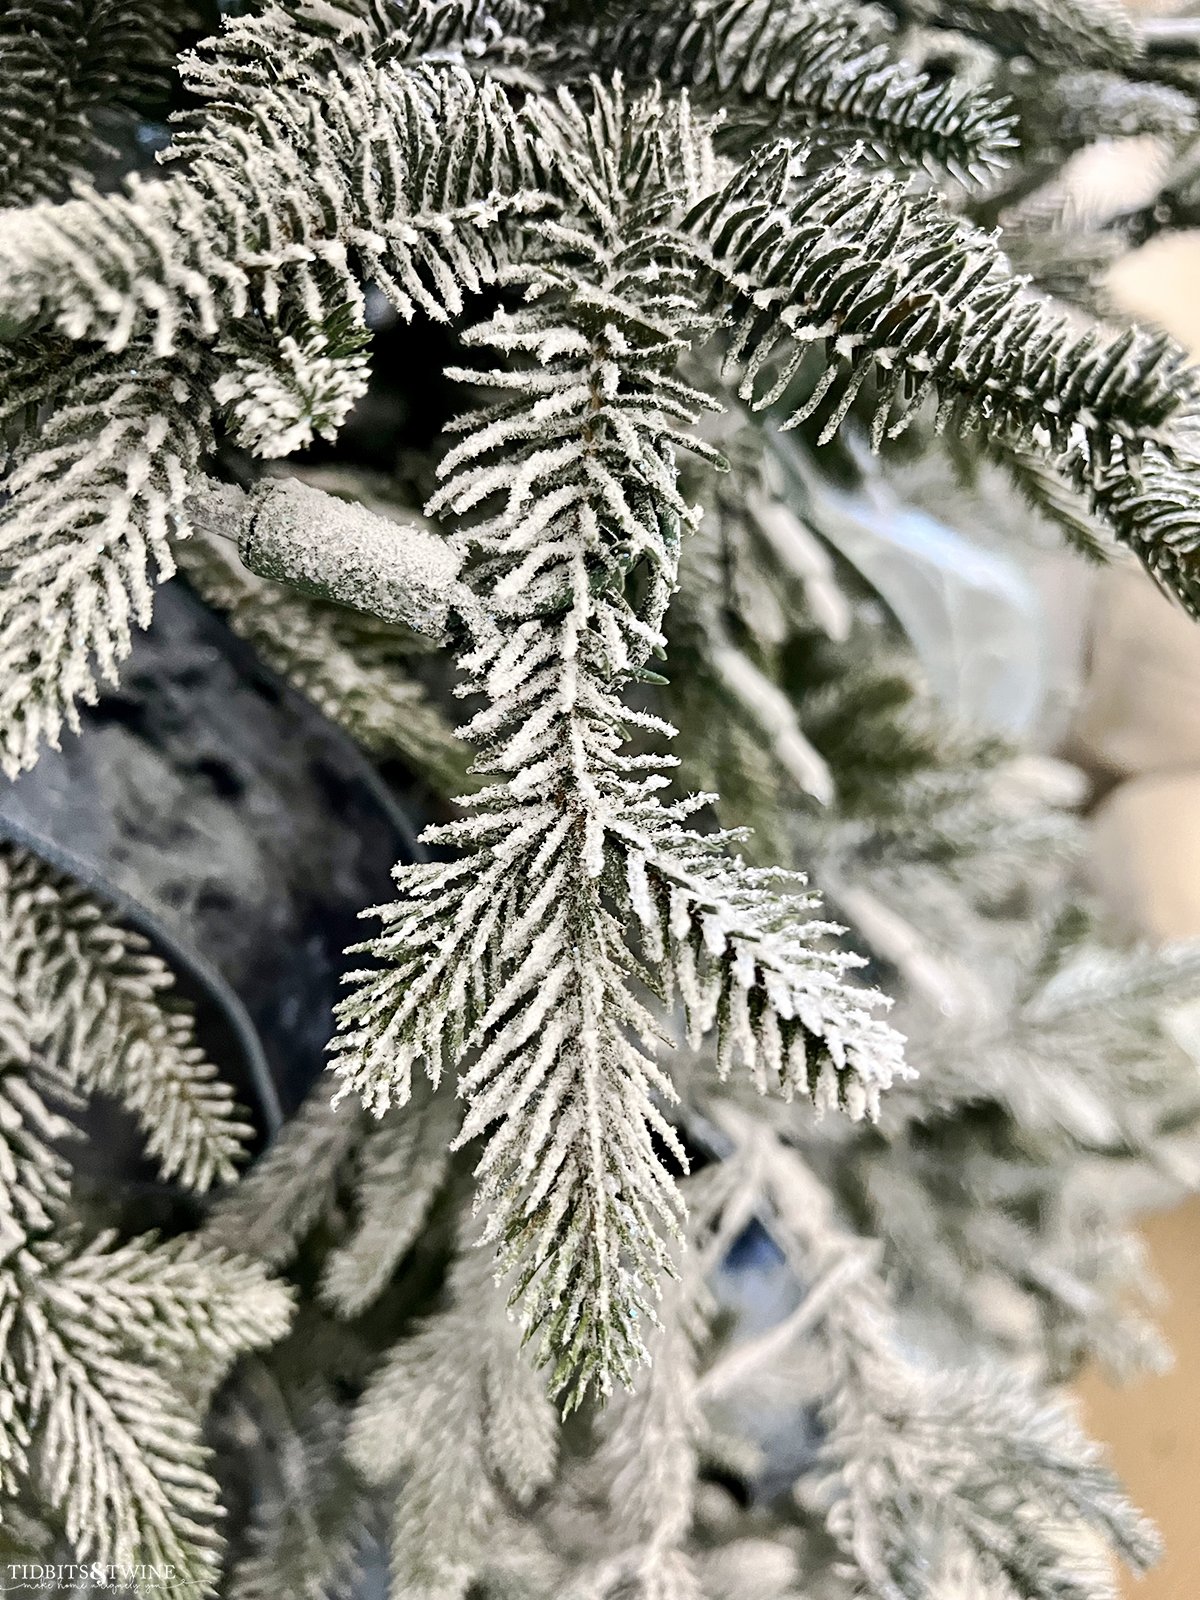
[[212, 305, 371, 460], [6, 1233, 290, 1598], [227, 1378, 375, 1600], [585, 0, 1015, 182], [1091, 441, 1200, 617], [0, 7, 544, 776], [14, 1302, 224, 1595], [346, 1245, 557, 1595], [0, 0, 190, 206], [981, 437, 1116, 564], [822, 1358, 1159, 1600], [37, 1232, 293, 1399], [0, 1063, 74, 1268], [0, 860, 79, 1264], [1133, 21, 1200, 109], [887, 0, 1141, 70], [0, 333, 115, 438], [0, 354, 208, 779], [319, 1096, 455, 1316], [0, 3, 1190, 1594], [706, 1109, 1158, 1600], [989, 428, 1200, 615], [560, 1259, 705, 1599], [203, 1087, 362, 1268], [832, 895, 1200, 1379], [310, 0, 548, 62], [0, 844, 251, 1195], [0, 60, 538, 358], [662, 408, 853, 858], [0, 845, 292, 1583], [332, 84, 906, 1407], [684, 147, 1200, 608], [686, 146, 1191, 459]]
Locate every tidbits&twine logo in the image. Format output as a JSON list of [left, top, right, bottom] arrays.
[[3, 1565, 182, 1593]]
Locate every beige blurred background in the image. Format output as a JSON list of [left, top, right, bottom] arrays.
[[1065, 216, 1200, 1597]]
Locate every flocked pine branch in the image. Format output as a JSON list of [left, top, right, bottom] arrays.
[[685, 145, 1189, 456], [0, 0, 1194, 1419], [0, 844, 292, 1592], [0, 353, 207, 778], [981, 434, 1120, 564], [318, 1095, 456, 1317], [775, 730, 1200, 1381], [573, 0, 1016, 182], [0, 0, 190, 206], [224, 1373, 377, 1600], [662, 398, 859, 854], [350, 0, 548, 64], [0, 8, 540, 357], [883, 932, 1198, 1375], [0, 2, 545, 770], [0, 842, 249, 1192], [203, 1086, 364, 1270], [6, 1231, 291, 1598], [703, 1107, 1160, 1600], [331, 82, 907, 1406], [346, 1241, 558, 1595], [553, 1244, 707, 1600], [681, 144, 1200, 608], [887, 0, 1141, 70], [204, 1072, 457, 1321], [1091, 440, 1200, 616]]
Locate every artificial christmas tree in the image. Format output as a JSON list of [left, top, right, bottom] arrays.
[[2, 1, 1200, 1596]]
